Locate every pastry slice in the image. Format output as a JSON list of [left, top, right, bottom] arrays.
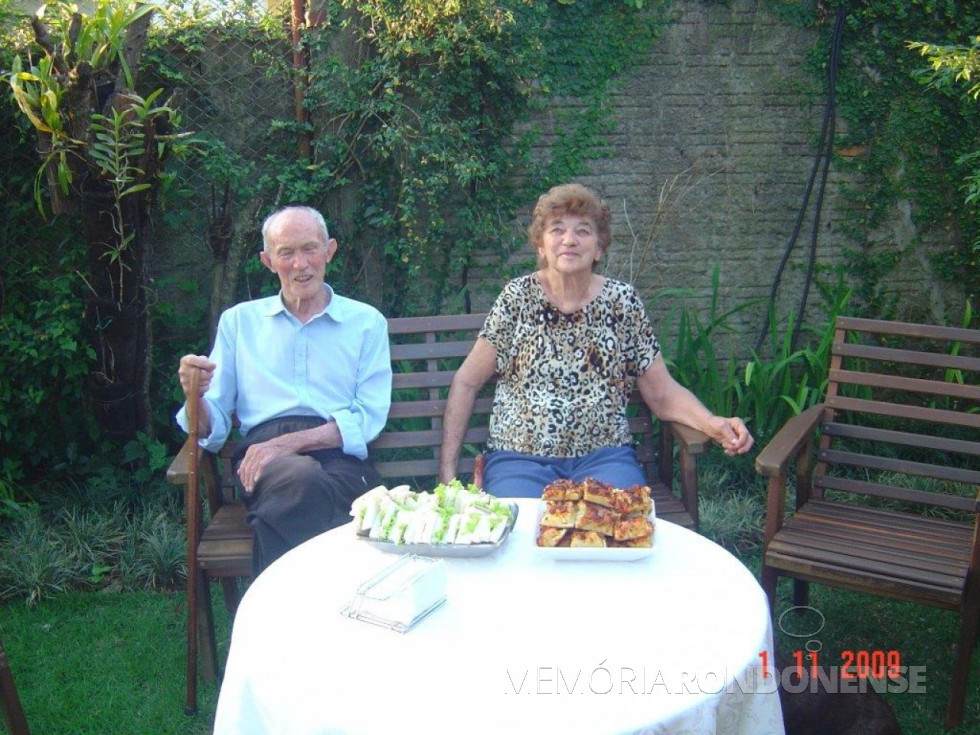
[[613, 515, 654, 542], [575, 500, 619, 536], [541, 478, 583, 502], [540, 500, 578, 528], [569, 530, 606, 547], [581, 478, 617, 509], [536, 527, 569, 547], [610, 533, 653, 548], [613, 485, 653, 515]]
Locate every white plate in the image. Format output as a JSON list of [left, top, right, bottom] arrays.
[[358, 502, 519, 558], [533, 501, 654, 562]]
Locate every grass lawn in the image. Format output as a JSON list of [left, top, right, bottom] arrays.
[[1, 590, 222, 734], [2, 556, 978, 734], [741, 552, 980, 735]]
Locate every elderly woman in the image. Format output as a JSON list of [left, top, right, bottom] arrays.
[[438, 183, 752, 497]]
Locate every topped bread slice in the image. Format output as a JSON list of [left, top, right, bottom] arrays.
[[574, 500, 619, 536], [581, 478, 618, 509], [540, 500, 578, 529], [541, 478, 583, 502]]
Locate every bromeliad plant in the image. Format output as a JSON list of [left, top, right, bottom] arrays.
[[8, 0, 185, 214], [7, 0, 195, 441]]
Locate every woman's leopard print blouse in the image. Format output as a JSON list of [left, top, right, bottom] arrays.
[[481, 274, 660, 457]]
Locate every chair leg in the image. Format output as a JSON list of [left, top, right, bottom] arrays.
[[792, 579, 809, 608], [222, 577, 243, 616], [198, 573, 220, 685], [945, 603, 980, 729], [761, 564, 778, 615], [0, 645, 30, 735]]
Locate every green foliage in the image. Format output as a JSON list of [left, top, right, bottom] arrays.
[[699, 482, 764, 554], [657, 265, 850, 446], [0, 482, 186, 605], [0, 508, 75, 604], [811, 2, 980, 313], [259, 0, 540, 312], [249, 0, 668, 314], [908, 34, 980, 283], [0, 248, 101, 482], [118, 510, 186, 590], [908, 34, 980, 101], [7, 0, 181, 214]]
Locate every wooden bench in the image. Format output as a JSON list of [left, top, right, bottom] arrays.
[[755, 316, 980, 729], [168, 312, 709, 713]]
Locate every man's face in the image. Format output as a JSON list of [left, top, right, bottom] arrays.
[[259, 211, 337, 307]]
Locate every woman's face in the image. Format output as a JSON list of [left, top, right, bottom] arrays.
[[538, 213, 603, 277]]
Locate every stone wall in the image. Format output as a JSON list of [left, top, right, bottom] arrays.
[[152, 0, 963, 356], [476, 0, 850, 355]]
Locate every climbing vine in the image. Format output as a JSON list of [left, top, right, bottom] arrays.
[[260, 0, 671, 314], [805, 1, 980, 318]]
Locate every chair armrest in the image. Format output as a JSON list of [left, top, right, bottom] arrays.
[[658, 421, 710, 529], [167, 438, 225, 515], [667, 422, 711, 454], [754, 403, 824, 478], [756, 404, 823, 542], [167, 438, 197, 485]]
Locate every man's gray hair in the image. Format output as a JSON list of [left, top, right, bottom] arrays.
[[261, 206, 330, 252]]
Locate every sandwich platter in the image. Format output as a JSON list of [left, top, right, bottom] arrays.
[[350, 481, 518, 558]]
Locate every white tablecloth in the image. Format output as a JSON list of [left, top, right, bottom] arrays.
[[213, 499, 784, 735]]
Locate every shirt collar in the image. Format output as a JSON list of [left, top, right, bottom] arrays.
[[262, 284, 344, 322]]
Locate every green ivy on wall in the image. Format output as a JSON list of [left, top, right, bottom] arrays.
[[807, 0, 980, 318], [258, 0, 672, 315]]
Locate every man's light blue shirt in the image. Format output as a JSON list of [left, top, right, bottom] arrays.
[[176, 285, 392, 459]]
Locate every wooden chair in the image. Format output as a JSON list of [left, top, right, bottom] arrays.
[[755, 316, 980, 729], [168, 312, 708, 713], [0, 640, 29, 735]]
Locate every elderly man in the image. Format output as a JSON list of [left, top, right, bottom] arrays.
[[177, 205, 392, 575]]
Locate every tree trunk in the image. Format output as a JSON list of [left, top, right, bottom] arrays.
[[81, 184, 151, 439], [208, 195, 265, 344]]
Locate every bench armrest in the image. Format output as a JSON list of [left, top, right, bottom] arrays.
[[167, 438, 196, 485]]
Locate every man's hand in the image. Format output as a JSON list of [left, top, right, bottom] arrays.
[[178, 354, 216, 398], [705, 415, 754, 456], [237, 437, 294, 495]]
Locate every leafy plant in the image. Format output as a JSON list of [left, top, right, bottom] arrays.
[[8, 0, 165, 213], [6, 0, 198, 443], [119, 510, 186, 590], [0, 507, 75, 605], [908, 34, 980, 299], [811, 3, 980, 314], [656, 264, 850, 445]]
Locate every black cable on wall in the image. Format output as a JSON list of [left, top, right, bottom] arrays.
[[755, 4, 845, 354]]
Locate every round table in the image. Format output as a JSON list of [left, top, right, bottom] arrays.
[[213, 499, 784, 734]]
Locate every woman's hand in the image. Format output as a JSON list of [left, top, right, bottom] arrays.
[[705, 415, 754, 456]]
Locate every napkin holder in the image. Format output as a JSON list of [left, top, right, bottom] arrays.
[[342, 554, 447, 633]]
